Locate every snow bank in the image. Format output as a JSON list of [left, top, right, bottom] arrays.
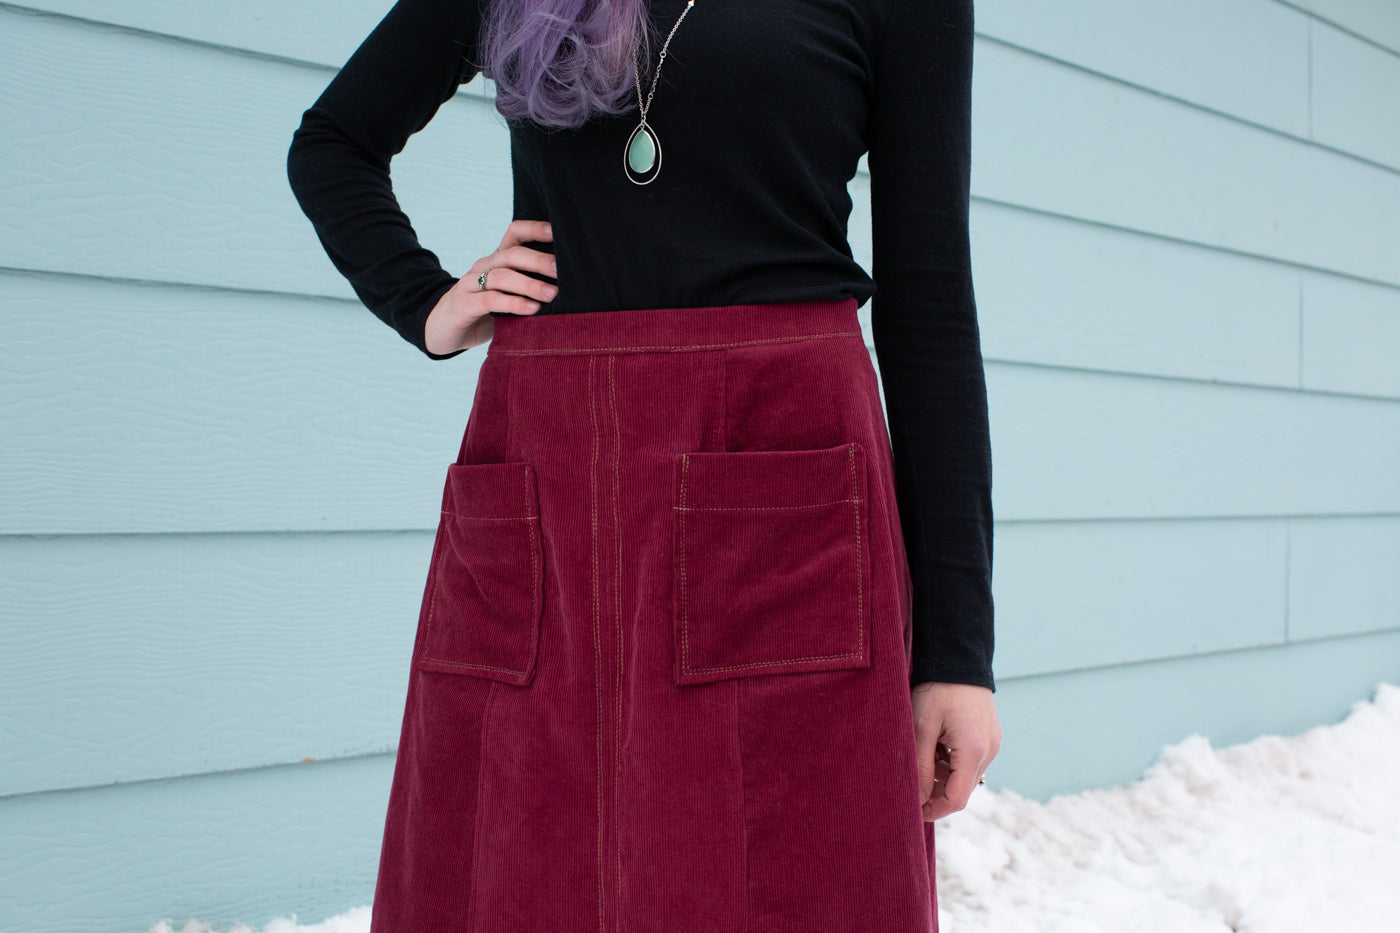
[[148, 907, 371, 933], [936, 681, 1400, 932], [150, 682, 1400, 933]]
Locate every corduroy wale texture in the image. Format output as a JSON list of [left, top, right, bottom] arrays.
[[372, 298, 938, 932]]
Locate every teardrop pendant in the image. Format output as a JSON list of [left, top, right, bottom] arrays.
[[624, 121, 662, 185]]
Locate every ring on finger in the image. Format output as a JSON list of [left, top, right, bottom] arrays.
[[477, 268, 493, 291]]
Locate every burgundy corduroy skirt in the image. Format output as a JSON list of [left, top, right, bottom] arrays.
[[369, 297, 938, 932]]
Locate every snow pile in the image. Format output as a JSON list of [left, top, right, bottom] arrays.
[[148, 907, 371, 933], [936, 681, 1400, 932], [150, 682, 1400, 933]]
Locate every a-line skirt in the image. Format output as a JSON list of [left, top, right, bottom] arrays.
[[370, 297, 939, 933]]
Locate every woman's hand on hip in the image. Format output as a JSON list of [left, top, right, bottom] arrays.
[[911, 681, 1001, 821], [424, 219, 559, 356]]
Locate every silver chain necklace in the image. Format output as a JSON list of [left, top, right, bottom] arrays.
[[624, 0, 696, 185]]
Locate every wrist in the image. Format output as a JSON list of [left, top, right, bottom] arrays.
[[423, 280, 477, 358]]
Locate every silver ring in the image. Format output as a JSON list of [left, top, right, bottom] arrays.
[[477, 267, 492, 291]]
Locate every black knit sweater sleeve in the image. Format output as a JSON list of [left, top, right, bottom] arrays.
[[286, 0, 483, 361], [868, 0, 996, 691]]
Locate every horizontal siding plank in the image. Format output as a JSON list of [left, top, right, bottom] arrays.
[[0, 272, 481, 534], [7, 0, 402, 68], [989, 363, 1400, 520], [1289, 515, 1400, 641], [1312, 18, 1400, 171], [0, 513, 1325, 794], [0, 754, 389, 933], [978, 0, 1310, 137], [0, 7, 511, 302], [971, 39, 1400, 289], [854, 189, 1310, 394], [6, 271, 1397, 533], [971, 202, 1302, 387], [992, 629, 1400, 798], [1302, 271, 1400, 398], [994, 518, 1288, 678], [1283, 0, 1400, 55], [0, 531, 428, 796]]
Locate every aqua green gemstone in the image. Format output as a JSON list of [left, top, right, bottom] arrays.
[[627, 127, 656, 174]]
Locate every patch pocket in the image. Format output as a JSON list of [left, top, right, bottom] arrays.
[[672, 442, 873, 686], [416, 461, 544, 687]]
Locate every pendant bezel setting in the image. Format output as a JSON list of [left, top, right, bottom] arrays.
[[624, 121, 662, 186]]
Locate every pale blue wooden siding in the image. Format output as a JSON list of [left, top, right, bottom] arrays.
[[1, 0, 1396, 930]]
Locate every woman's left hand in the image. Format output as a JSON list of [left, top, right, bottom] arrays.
[[910, 682, 1001, 821]]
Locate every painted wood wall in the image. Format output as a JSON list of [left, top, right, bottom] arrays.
[[2, 0, 1396, 929]]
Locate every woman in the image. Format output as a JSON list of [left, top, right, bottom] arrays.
[[286, 0, 1000, 928]]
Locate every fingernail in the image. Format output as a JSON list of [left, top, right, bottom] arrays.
[[544, 285, 558, 298]]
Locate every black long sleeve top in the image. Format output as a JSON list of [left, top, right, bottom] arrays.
[[286, 0, 995, 691]]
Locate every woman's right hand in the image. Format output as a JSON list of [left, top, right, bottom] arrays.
[[424, 219, 559, 356]]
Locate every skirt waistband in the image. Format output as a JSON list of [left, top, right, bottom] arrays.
[[486, 297, 862, 356]]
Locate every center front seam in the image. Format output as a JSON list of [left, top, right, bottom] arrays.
[[588, 355, 606, 933], [609, 354, 625, 933]]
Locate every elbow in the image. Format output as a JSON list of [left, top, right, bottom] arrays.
[[286, 123, 308, 210], [285, 107, 388, 208], [286, 110, 346, 219], [286, 112, 319, 204]]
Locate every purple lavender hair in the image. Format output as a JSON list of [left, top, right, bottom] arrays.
[[477, 0, 654, 129]]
